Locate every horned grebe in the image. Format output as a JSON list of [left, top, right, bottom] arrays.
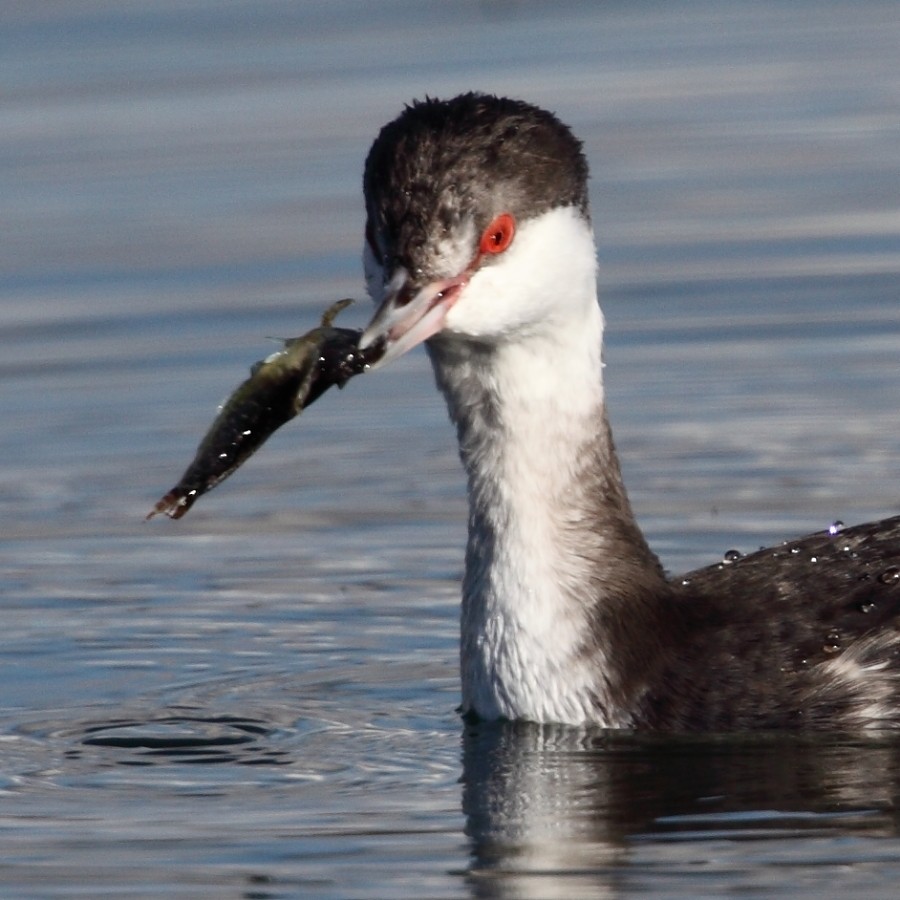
[[358, 93, 900, 729]]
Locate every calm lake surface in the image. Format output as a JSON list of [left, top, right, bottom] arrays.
[[2, 1, 900, 896]]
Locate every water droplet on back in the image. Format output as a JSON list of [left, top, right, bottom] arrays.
[[878, 566, 900, 585], [723, 549, 742, 564], [828, 520, 844, 535]]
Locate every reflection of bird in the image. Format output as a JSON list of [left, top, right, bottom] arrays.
[[359, 92, 900, 729]]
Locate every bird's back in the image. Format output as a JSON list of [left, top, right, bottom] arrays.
[[631, 516, 900, 731]]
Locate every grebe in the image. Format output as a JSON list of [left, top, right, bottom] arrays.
[[358, 93, 900, 729]]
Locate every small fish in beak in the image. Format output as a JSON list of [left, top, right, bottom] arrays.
[[148, 298, 380, 520]]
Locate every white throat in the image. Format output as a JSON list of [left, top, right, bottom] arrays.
[[426, 208, 662, 725]]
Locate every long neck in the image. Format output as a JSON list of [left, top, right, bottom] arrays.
[[428, 300, 668, 726]]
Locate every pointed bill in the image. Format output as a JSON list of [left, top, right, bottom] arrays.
[[360, 267, 468, 367]]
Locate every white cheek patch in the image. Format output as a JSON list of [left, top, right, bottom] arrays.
[[444, 206, 597, 340]]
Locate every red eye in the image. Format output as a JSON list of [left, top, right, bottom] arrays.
[[479, 213, 516, 256]]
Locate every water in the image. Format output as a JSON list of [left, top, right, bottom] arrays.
[[2, 1, 900, 896]]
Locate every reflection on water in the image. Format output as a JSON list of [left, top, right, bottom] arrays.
[[463, 723, 900, 898], [2, 0, 900, 896]]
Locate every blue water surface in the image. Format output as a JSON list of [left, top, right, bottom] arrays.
[[2, 1, 900, 896]]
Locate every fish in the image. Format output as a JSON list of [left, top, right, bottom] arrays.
[[148, 298, 381, 520]]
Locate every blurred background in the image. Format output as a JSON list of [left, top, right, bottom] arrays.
[[1, 2, 899, 897]]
